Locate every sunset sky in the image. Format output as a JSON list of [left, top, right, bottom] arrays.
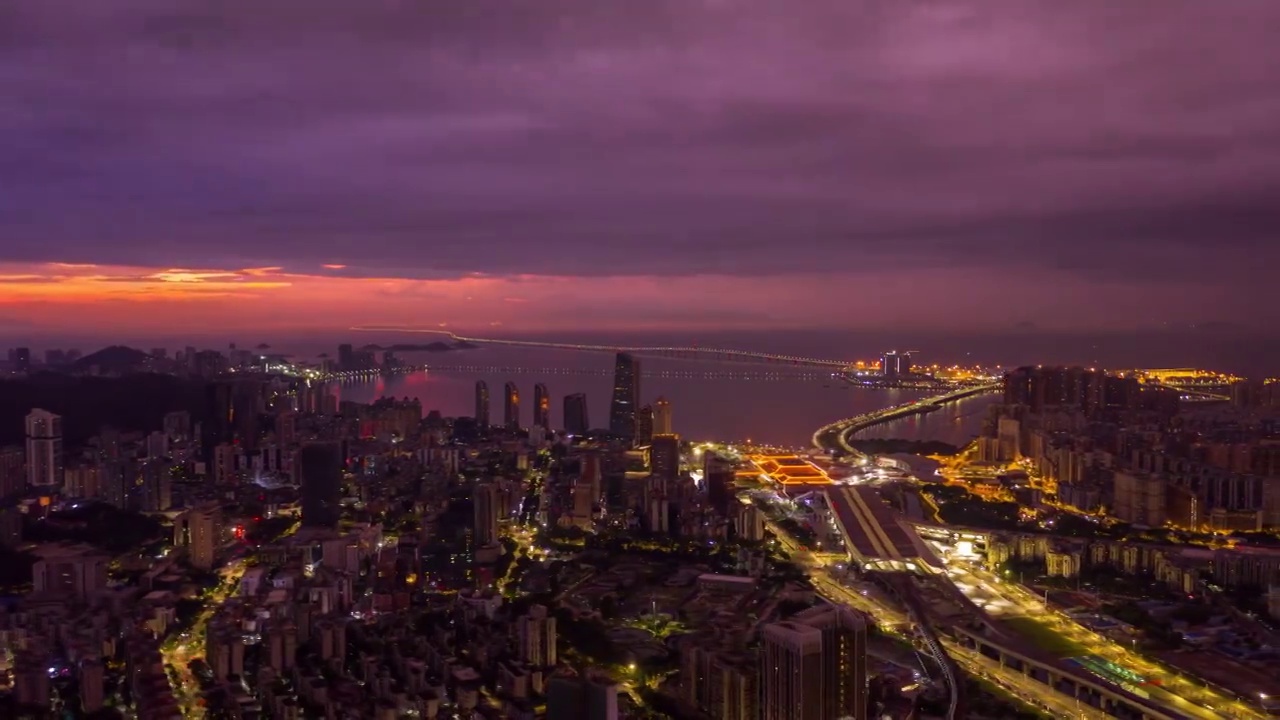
[[2, 1, 1277, 338]]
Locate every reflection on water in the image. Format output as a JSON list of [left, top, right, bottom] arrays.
[[854, 394, 999, 448], [331, 347, 994, 448]]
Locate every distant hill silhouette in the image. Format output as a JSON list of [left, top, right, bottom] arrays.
[[71, 345, 156, 373], [0, 373, 209, 447]]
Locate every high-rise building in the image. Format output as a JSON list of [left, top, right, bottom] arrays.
[[202, 381, 235, 461], [338, 343, 354, 371], [547, 674, 619, 720], [33, 545, 109, 602], [80, 659, 105, 714], [0, 446, 24, 498], [533, 383, 551, 430], [139, 461, 172, 512], [231, 380, 264, 451], [13, 347, 31, 372], [146, 430, 169, 460], [504, 382, 521, 429], [879, 351, 911, 378], [98, 459, 132, 509], [276, 411, 298, 446], [0, 505, 23, 549], [185, 504, 223, 571], [163, 410, 192, 441], [62, 464, 101, 500], [580, 452, 603, 507], [761, 607, 867, 720], [474, 482, 500, 547], [653, 396, 672, 436], [300, 442, 343, 529], [609, 353, 641, 442], [1001, 365, 1146, 414], [25, 409, 63, 489], [475, 381, 491, 427], [1112, 472, 1167, 527], [705, 453, 735, 515], [636, 405, 654, 445], [517, 604, 558, 667], [564, 393, 589, 435], [651, 434, 680, 481]]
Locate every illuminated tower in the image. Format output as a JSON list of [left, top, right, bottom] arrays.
[[475, 381, 491, 427], [504, 382, 521, 429], [533, 383, 551, 430], [608, 353, 641, 442], [653, 396, 672, 435], [879, 351, 912, 378], [636, 405, 654, 445], [651, 434, 680, 480]]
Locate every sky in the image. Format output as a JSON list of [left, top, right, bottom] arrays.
[[1, 0, 1278, 340]]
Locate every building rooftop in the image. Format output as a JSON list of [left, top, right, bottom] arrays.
[[749, 454, 832, 485]]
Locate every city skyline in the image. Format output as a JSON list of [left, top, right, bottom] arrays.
[[2, 1, 1278, 337]]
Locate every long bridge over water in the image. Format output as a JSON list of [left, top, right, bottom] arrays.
[[812, 383, 1002, 454], [350, 326, 852, 368]]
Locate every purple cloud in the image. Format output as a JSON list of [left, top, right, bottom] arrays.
[[0, 0, 1277, 299]]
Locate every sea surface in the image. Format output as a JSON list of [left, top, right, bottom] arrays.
[[330, 346, 997, 448]]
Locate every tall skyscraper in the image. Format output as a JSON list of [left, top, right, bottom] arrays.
[[475, 381, 491, 427], [337, 343, 354, 371], [185, 504, 223, 571], [609, 353, 640, 441], [879, 351, 912, 378], [474, 482, 500, 547], [651, 434, 680, 481], [653, 396, 672, 436], [533, 383, 551, 430], [300, 442, 343, 529], [761, 607, 867, 720], [231, 380, 264, 451], [563, 393, 589, 435], [636, 405, 654, 445], [13, 347, 31, 372], [202, 381, 235, 462], [25, 409, 63, 489], [504, 382, 521, 429]]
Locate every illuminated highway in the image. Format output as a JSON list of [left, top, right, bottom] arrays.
[[795, 396, 1268, 718], [763, 510, 1226, 720], [161, 558, 249, 718], [947, 561, 1265, 719], [812, 383, 1000, 453]]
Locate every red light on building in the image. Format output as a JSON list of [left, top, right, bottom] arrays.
[[234, 525, 246, 540]]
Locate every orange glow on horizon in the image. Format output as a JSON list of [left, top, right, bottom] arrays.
[[0, 260, 1262, 336]]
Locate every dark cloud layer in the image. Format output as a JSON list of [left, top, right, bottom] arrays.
[[2, 0, 1279, 290]]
